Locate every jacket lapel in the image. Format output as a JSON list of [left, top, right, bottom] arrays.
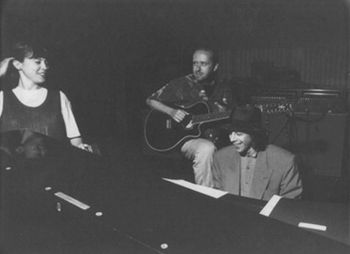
[[250, 150, 272, 199], [223, 149, 241, 196], [230, 152, 241, 196]]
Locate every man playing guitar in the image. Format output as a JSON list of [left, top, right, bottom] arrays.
[[146, 47, 234, 187]]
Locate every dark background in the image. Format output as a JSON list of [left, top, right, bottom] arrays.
[[2, 0, 349, 144], [1, 1, 350, 201]]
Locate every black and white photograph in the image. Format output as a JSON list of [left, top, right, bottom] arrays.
[[1, 0, 349, 253]]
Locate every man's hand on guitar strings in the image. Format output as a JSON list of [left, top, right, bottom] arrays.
[[170, 109, 189, 123]]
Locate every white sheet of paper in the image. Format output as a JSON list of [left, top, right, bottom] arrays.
[[298, 222, 327, 231], [54, 192, 90, 210], [259, 194, 282, 216], [162, 178, 228, 199]]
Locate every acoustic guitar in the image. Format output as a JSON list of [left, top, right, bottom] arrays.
[[144, 102, 231, 152]]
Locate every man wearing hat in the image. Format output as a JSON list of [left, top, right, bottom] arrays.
[[212, 105, 302, 200]]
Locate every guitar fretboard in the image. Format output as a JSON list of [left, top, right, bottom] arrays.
[[192, 111, 231, 124]]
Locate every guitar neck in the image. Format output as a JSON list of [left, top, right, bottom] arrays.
[[192, 111, 231, 125]]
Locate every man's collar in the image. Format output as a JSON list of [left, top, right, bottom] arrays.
[[240, 148, 258, 158]]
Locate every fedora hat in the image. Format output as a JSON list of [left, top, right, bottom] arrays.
[[226, 104, 264, 134]]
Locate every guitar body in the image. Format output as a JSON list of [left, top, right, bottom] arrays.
[[144, 102, 210, 152]]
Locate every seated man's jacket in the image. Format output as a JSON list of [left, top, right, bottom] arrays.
[[212, 144, 303, 200]]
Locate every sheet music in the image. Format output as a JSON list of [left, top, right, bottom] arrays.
[[259, 195, 282, 216], [163, 178, 228, 199]]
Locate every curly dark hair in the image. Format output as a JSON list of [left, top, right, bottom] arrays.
[[249, 129, 269, 152]]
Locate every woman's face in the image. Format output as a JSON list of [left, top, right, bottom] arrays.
[[17, 57, 49, 84]]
